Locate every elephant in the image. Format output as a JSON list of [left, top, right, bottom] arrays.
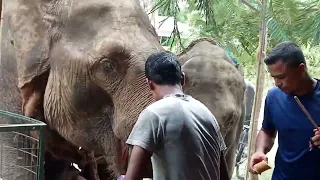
[[178, 39, 246, 176], [0, 0, 245, 179]]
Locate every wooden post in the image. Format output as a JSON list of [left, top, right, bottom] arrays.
[[245, 0, 268, 180], [0, 0, 4, 60], [0, 0, 2, 23]]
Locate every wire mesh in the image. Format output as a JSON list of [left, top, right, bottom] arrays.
[[0, 110, 46, 180]]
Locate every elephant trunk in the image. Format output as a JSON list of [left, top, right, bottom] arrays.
[[112, 73, 154, 140], [99, 74, 153, 176]]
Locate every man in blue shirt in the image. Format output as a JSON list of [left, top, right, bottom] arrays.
[[249, 41, 320, 179]]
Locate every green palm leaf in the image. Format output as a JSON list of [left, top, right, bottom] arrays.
[[148, 0, 320, 53], [267, 18, 291, 42]]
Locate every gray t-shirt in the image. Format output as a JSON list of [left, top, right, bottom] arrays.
[[126, 94, 227, 180]]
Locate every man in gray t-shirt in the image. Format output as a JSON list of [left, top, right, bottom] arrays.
[[124, 51, 228, 180]]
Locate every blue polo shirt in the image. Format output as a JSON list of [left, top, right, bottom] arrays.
[[262, 80, 320, 179]]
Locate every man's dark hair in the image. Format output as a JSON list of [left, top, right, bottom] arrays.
[[264, 41, 306, 67], [145, 51, 182, 85]]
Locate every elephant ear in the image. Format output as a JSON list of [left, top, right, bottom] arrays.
[[6, 0, 50, 88], [4, 0, 50, 119]]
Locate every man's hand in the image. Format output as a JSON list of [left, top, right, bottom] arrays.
[[311, 128, 320, 147], [249, 152, 267, 174]]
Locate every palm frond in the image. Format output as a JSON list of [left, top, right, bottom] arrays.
[[293, 1, 320, 46], [151, 0, 235, 32], [267, 18, 291, 42], [148, 0, 320, 55]]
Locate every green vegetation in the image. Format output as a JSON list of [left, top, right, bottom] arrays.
[[151, 0, 320, 82]]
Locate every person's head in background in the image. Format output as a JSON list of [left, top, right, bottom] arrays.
[[264, 41, 313, 95], [145, 51, 185, 101]]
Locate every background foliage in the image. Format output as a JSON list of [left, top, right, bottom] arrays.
[[149, 0, 320, 83]]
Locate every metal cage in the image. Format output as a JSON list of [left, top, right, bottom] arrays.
[[0, 110, 46, 180]]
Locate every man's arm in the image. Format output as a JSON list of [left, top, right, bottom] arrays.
[[220, 151, 229, 180], [249, 92, 277, 173], [255, 94, 277, 154], [124, 146, 152, 180], [255, 128, 277, 154], [124, 109, 162, 180]]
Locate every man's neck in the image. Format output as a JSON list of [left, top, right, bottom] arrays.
[[294, 76, 316, 96], [158, 85, 184, 99]]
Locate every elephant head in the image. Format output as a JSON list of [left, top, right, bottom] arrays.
[[4, 0, 163, 177], [41, 0, 164, 150]]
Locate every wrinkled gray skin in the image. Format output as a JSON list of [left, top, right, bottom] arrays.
[[179, 39, 246, 177], [0, 0, 245, 179]]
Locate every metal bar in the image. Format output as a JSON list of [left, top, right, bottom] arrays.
[[0, 124, 46, 132], [0, 110, 46, 125], [14, 132, 39, 142], [37, 126, 46, 180], [2, 144, 38, 159], [1, 161, 37, 175], [0, 124, 46, 128]]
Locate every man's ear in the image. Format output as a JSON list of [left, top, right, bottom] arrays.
[[181, 72, 186, 87], [146, 78, 155, 90], [297, 63, 306, 75]]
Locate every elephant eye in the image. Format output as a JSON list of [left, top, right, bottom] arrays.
[[101, 59, 115, 72], [104, 62, 113, 70]]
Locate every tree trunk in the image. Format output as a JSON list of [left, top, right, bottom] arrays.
[[245, 0, 268, 180]]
